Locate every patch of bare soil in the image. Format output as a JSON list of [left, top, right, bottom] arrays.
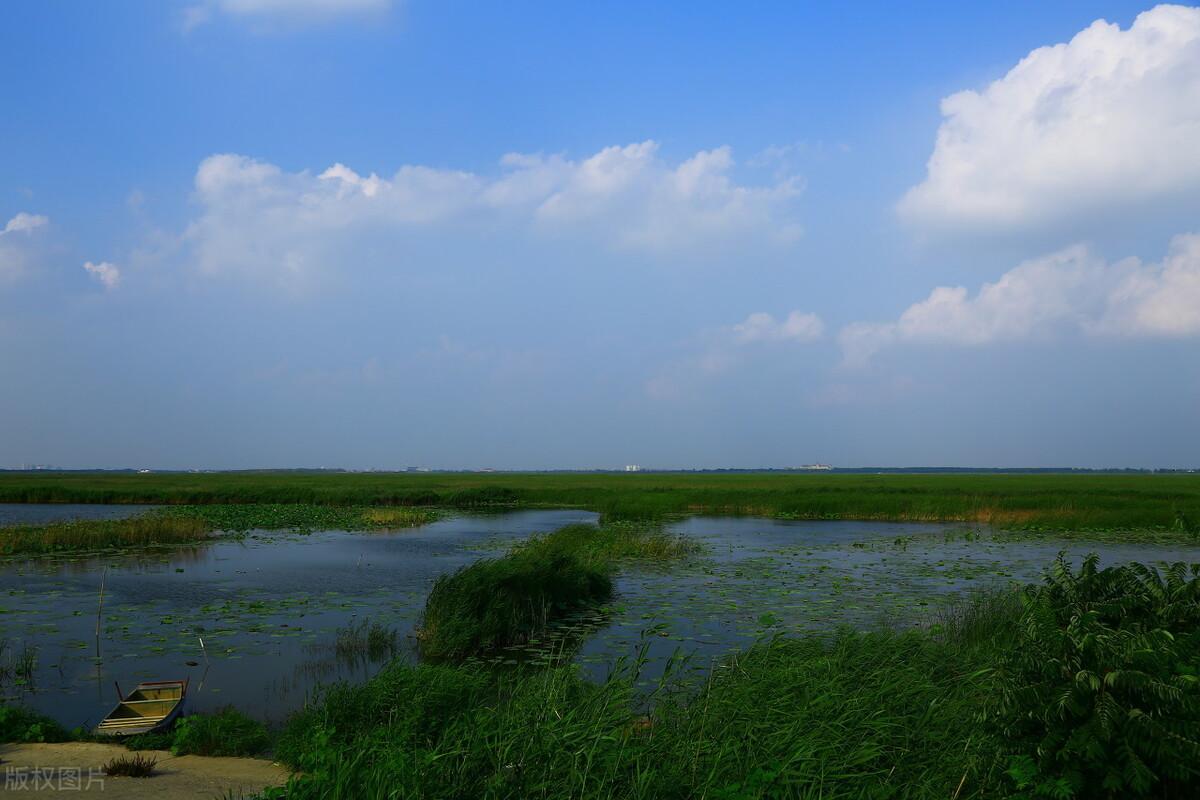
[[0, 741, 288, 798]]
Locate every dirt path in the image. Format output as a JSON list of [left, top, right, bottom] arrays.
[[0, 741, 288, 797]]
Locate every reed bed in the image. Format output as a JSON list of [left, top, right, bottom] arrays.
[[0, 515, 208, 555], [0, 503, 438, 556], [1, 471, 1197, 532]]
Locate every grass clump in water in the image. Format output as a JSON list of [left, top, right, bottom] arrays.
[[0, 515, 208, 556], [335, 619, 398, 661], [171, 708, 270, 757], [418, 525, 614, 661], [0, 639, 39, 688]]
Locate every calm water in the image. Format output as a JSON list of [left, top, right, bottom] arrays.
[[0, 510, 593, 729], [0, 504, 159, 527], [2, 511, 1198, 729]]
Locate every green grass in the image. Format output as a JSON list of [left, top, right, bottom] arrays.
[[270, 612, 1011, 798], [170, 707, 270, 757], [1, 470, 1198, 532]]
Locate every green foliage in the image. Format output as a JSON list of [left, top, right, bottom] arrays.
[[171, 708, 270, 757], [418, 525, 614, 660], [102, 752, 157, 777], [994, 554, 1200, 798], [0, 704, 70, 743]]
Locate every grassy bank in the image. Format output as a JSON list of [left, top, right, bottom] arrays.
[[419, 523, 697, 661], [2, 471, 1198, 531], [267, 555, 1200, 799], [0, 504, 438, 556]]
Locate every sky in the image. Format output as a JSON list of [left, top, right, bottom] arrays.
[[2, 1, 1198, 470]]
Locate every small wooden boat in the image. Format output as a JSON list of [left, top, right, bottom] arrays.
[[95, 679, 188, 737]]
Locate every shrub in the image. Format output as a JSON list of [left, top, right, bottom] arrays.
[[994, 554, 1200, 798], [171, 708, 270, 757]]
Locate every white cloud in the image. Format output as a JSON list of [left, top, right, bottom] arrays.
[[0, 212, 49, 283], [185, 0, 391, 30], [732, 310, 824, 344], [3, 213, 48, 235], [182, 144, 802, 288], [841, 233, 1200, 365], [83, 261, 121, 290], [900, 4, 1200, 232]]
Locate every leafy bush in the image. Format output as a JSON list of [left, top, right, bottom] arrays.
[[418, 526, 613, 660], [0, 704, 69, 743], [995, 554, 1200, 798], [171, 708, 270, 757]]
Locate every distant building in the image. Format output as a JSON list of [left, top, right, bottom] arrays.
[[624, 464, 642, 472], [796, 464, 833, 471]]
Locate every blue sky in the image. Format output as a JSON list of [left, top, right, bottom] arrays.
[[2, 1, 1198, 469]]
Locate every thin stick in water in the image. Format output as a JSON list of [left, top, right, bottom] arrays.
[[94, 567, 107, 658]]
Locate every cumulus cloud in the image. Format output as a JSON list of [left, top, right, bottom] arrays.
[[899, 4, 1200, 232], [731, 310, 824, 344], [83, 261, 121, 290], [840, 233, 1200, 365], [0, 212, 49, 283], [182, 144, 802, 287], [184, 0, 391, 30]]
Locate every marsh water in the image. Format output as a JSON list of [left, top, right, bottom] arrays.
[[3, 508, 1199, 729], [0, 504, 160, 527]]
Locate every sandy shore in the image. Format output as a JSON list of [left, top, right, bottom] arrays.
[[0, 741, 288, 797]]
